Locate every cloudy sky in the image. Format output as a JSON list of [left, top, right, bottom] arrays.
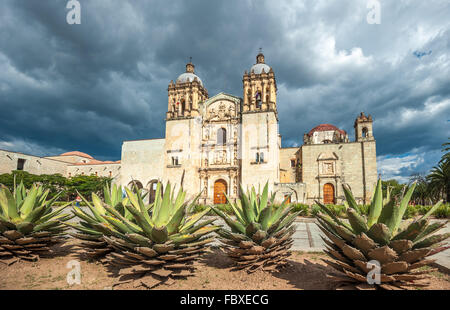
[[0, 0, 449, 183]]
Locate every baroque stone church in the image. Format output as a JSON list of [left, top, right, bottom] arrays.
[[119, 52, 378, 205], [0, 52, 377, 205]]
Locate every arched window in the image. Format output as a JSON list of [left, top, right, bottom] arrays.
[[217, 128, 227, 145], [362, 127, 369, 138]]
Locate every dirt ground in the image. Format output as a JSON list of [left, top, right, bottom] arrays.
[[0, 238, 449, 290]]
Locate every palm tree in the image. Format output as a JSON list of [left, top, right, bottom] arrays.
[[427, 160, 450, 203], [440, 138, 450, 164]]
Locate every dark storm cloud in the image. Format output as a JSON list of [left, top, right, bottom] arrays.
[[0, 0, 449, 181]]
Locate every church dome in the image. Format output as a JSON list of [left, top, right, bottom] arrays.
[[60, 151, 93, 159], [250, 51, 271, 74], [176, 60, 203, 86], [250, 63, 271, 74], [176, 72, 203, 86], [308, 124, 346, 136]]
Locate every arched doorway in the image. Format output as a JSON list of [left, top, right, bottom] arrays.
[[214, 179, 227, 205], [323, 183, 335, 204], [128, 180, 143, 193], [147, 180, 159, 204]]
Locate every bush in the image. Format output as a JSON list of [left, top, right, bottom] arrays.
[[434, 204, 450, 219], [0, 171, 112, 201], [326, 204, 347, 218], [403, 205, 418, 219], [192, 204, 234, 216], [310, 204, 321, 217], [356, 205, 370, 216], [291, 203, 309, 216]]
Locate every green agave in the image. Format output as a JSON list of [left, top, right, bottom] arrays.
[[316, 179, 450, 290], [213, 182, 301, 273], [0, 181, 71, 264], [101, 182, 220, 283], [65, 183, 137, 261]]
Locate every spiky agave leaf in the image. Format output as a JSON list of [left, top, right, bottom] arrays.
[[103, 182, 219, 287], [67, 182, 139, 261], [212, 181, 301, 273], [316, 179, 449, 290], [0, 183, 71, 265]]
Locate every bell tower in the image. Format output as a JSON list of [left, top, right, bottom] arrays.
[[354, 112, 375, 142], [241, 50, 280, 194], [242, 50, 277, 115], [167, 59, 208, 120]]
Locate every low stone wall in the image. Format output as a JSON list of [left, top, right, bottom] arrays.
[[273, 182, 306, 204]]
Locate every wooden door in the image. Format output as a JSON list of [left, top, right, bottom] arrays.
[[323, 183, 335, 204], [214, 179, 227, 205]]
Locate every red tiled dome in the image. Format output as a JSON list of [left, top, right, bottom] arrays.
[[308, 124, 346, 136], [60, 151, 94, 159]]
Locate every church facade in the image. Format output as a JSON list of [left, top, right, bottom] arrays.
[[119, 52, 378, 205], [0, 52, 378, 205]]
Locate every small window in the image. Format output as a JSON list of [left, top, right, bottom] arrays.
[[256, 152, 264, 164], [217, 128, 227, 145], [362, 127, 369, 138], [17, 158, 26, 170], [290, 159, 296, 168], [255, 91, 262, 108], [172, 156, 179, 166]]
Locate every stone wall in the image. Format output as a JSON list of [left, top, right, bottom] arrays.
[[300, 141, 377, 204], [274, 182, 306, 204], [66, 163, 121, 180], [279, 147, 299, 183], [0, 149, 67, 176], [240, 111, 280, 194], [120, 138, 165, 190]]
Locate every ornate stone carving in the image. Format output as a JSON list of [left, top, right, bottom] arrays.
[[207, 100, 236, 121], [214, 150, 227, 164], [322, 162, 334, 175]]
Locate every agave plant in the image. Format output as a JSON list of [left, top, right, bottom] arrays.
[[0, 181, 71, 265], [100, 182, 220, 286], [212, 182, 300, 273], [317, 179, 450, 290], [66, 183, 137, 261]]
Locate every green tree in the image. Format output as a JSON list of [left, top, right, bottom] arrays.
[[65, 175, 111, 200], [0, 172, 111, 201], [410, 173, 431, 205], [381, 179, 404, 201], [440, 138, 450, 164], [427, 160, 450, 203]]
